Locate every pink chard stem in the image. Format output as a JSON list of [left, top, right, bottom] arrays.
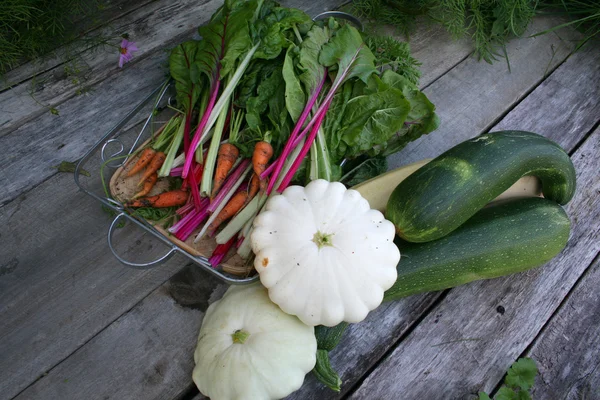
[[266, 70, 328, 193], [183, 80, 221, 179]]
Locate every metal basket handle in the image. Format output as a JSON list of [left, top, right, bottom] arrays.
[[107, 213, 177, 269]]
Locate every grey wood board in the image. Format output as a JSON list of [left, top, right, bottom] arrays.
[[11, 22, 595, 400], [13, 268, 229, 400], [0, 156, 193, 399], [528, 255, 600, 400], [0, 18, 471, 400], [0, 0, 357, 207], [349, 127, 600, 399], [387, 16, 581, 170], [493, 40, 600, 151], [0, 0, 153, 90]]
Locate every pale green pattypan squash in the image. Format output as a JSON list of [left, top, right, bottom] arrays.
[[192, 283, 316, 400], [251, 179, 400, 327]]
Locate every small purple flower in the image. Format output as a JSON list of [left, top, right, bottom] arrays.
[[118, 39, 138, 68]]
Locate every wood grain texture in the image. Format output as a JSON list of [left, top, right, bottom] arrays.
[[387, 16, 581, 170], [527, 257, 600, 400], [0, 151, 192, 400], [528, 256, 600, 400], [13, 267, 229, 400], [350, 127, 600, 399]]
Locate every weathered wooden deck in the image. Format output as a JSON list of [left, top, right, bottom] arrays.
[[1, 0, 598, 399]]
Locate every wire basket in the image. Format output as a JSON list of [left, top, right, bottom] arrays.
[[74, 81, 258, 284]]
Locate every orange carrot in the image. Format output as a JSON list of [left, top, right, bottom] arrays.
[[247, 173, 260, 202], [252, 141, 273, 192], [209, 191, 248, 232], [138, 151, 166, 186], [126, 189, 189, 208], [132, 172, 158, 199], [127, 148, 156, 177], [211, 143, 239, 198]]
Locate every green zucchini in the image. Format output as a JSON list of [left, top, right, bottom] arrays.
[[386, 131, 576, 242], [383, 197, 571, 301]]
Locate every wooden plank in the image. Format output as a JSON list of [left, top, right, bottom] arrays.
[[13, 267, 227, 400], [527, 255, 600, 399], [0, 142, 192, 400], [349, 126, 600, 398], [11, 20, 592, 400], [387, 17, 581, 170]]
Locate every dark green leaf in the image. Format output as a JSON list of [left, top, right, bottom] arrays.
[[298, 24, 330, 93], [251, 4, 312, 60], [338, 86, 411, 159], [341, 156, 387, 187], [169, 41, 202, 111], [196, 0, 257, 80], [282, 45, 305, 122], [505, 358, 538, 391], [515, 389, 532, 400], [319, 24, 377, 84]]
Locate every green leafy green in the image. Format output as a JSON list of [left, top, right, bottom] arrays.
[[282, 45, 305, 122], [319, 24, 377, 85], [505, 357, 538, 390], [337, 83, 411, 159], [251, 3, 313, 60], [193, 0, 257, 82], [478, 358, 538, 400], [170, 41, 202, 112], [298, 24, 330, 93]]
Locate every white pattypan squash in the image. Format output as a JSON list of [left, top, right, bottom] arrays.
[[251, 179, 400, 327], [192, 283, 316, 400]]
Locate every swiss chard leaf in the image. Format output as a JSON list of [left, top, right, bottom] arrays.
[[169, 41, 202, 112], [338, 85, 411, 159], [319, 24, 377, 85], [298, 24, 330, 94], [251, 4, 312, 60], [377, 70, 440, 157], [282, 45, 305, 122], [323, 80, 353, 163], [191, 0, 258, 89]]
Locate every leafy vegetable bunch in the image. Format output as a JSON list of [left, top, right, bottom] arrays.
[[123, 0, 439, 270]]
